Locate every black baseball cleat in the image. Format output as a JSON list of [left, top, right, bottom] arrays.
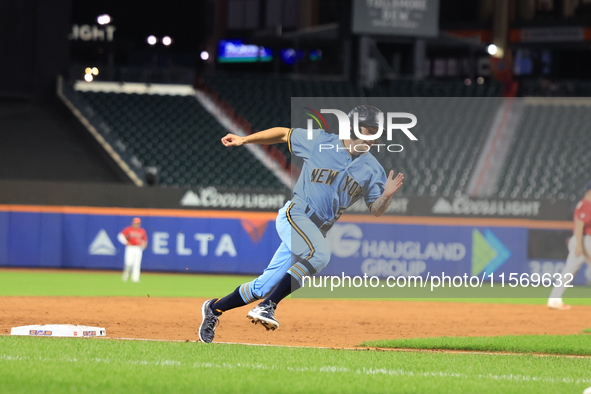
[[198, 299, 219, 343], [247, 300, 279, 331]]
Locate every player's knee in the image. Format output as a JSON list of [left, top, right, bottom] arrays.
[[250, 286, 266, 300], [247, 280, 272, 301], [311, 243, 331, 273]]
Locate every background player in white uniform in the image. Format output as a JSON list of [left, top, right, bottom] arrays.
[[199, 105, 405, 343], [548, 182, 591, 310], [117, 217, 148, 283]]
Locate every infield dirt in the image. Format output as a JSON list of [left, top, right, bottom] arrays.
[[1, 297, 591, 347]]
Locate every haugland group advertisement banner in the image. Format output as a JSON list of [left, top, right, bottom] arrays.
[[314, 221, 589, 298], [0, 208, 588, 298]]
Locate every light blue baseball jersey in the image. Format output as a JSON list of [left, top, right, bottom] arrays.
[[288, 128, 387, 223], [235, 128, 388, 302]]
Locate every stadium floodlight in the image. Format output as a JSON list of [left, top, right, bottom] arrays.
[[487, 44, 498, 56], [200, 51, 209, 60], [84, 73, 93, 82], [97, 14, 111, 25], [147, 35, 157, 45], [162, 36, 172, 46]]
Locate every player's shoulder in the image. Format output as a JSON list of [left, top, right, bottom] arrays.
[[579, 199, 591, 210], [290, 128, 332, 141]]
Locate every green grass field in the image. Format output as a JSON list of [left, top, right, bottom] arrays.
[[1, 337, 591, 394], [362, 335, 591, 356], [0, 269, 255, 297], [1, 268, 591, 393]]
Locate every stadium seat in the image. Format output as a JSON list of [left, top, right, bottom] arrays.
[[202, 75, 502, 196], [77, 91, 286, 190], [494, 104, 591, 200]]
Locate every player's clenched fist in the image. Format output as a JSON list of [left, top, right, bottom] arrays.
[[384, 170, 404, 198], [221, 133, 246, 147]]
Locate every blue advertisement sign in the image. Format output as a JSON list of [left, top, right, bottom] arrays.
[[322, 222, 521, 277], [0, 209, 588, 285], [0, 211, 280, 275], [322, 222, 589, 286], [218, 40, 273, 63]]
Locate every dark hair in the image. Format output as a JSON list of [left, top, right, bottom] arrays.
[[347, 105, 383, 129]]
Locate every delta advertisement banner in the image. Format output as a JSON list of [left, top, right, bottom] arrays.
[[0, 211, 280, 275], [0, 210, 588, 286]]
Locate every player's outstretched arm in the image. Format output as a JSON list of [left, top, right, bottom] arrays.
[[370, 171, 404, 217], [117, 232, 128, 245], [221, 127, 290, 147]]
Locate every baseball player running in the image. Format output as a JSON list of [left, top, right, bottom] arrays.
[[117, 217, 148, 283], [199, 105, 405, 343], [548, 181, 591, 310]]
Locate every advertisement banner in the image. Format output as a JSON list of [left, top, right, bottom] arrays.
[[346, 195, 572, 220], [0, 180, 572, 220], [0, 208, 587, 294], [322, 222, 529, 280], [300, 221, 589, 298], [0, 180, 290, 212], [352, 0, 440, 37], [0, 211, 280, 275]]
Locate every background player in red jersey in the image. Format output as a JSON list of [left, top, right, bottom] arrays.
[[548, 182, 591, 310], [117, 217, 148, 283]]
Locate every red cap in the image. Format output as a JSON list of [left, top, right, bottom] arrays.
[[132, 217, 141, 224]]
